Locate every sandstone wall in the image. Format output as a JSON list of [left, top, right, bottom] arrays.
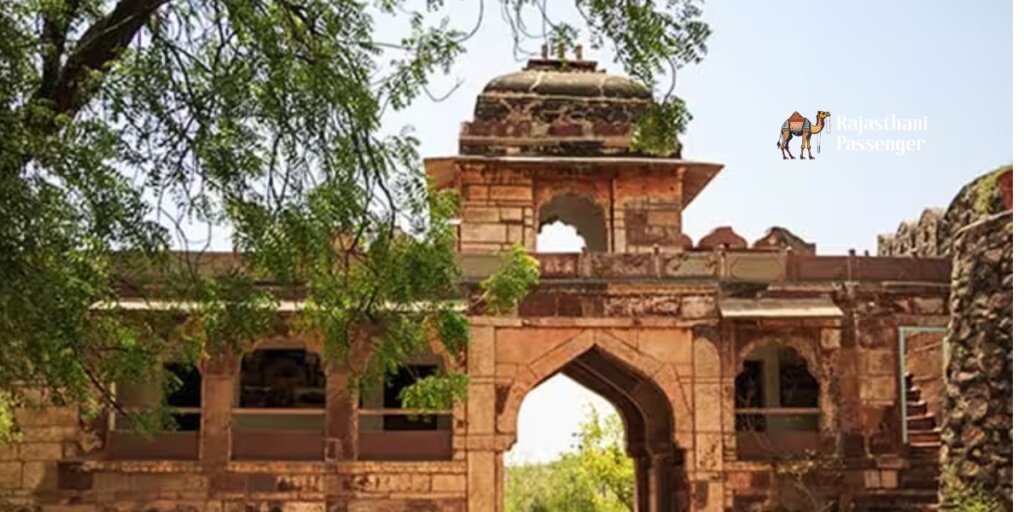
[[0, 405, 84, 509], [450, 162, 697, 255], [940, 210, 1012, 508], [876, 208, 945, 257]]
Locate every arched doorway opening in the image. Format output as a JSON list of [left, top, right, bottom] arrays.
[[538, 193, 608, 252], [506, 375, 626, 510], [506, 346, 684, 511]]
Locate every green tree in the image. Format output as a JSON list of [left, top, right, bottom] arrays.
[[505, 406, 634, 512], [0, 0, 709, 438]]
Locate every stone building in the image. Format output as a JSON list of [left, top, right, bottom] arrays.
[[877, 208, 945, 257], [0, 58, 973, 512]]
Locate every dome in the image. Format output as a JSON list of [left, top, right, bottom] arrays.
[[481, 60, 651, 100], [459, 58, 669, 158]]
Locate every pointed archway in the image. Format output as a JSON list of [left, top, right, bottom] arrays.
[[501, 336, 687, 512]]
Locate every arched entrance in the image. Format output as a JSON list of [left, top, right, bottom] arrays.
[[504, 345, 685, 511]]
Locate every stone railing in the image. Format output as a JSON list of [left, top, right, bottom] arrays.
[[460, 250, 952, 284], [113, 250, 952, 300]]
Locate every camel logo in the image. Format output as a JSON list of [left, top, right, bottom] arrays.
[[776, 110, 831, 160]]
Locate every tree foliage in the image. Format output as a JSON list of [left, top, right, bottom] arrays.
[[505, 406, 633, 512], [0, 0, 709, 437]]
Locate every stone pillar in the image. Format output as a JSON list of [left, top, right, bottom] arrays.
[[649, 452, 675, 511], [763, 346, 783, 431], [325, 369, 359, 460], [200, 353, 238, 467], [691, 336, 724, 511], [466, 324, 501, 511], [941, 211, 1012, 508], [467, 450, 500, 512], [633, 453, 651, 511]]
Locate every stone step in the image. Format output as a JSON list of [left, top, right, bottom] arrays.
[[908, 430, 941, 444], [906, 414, 937, 430], [906, 388, 922, 402], [908, 442, 941, 460], [906, 401, 928, 416]]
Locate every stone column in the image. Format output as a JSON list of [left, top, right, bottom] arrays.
[[632, 453, 650, 511], [649, 452, 675, 511], [763, 346, 782, 431], [325, 369, 359, 460], [691, 337, 724, 511], [200, 353, 238, 467], [466, 324, 501, 511]]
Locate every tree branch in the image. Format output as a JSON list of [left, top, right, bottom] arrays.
[[36, 0, 169, 120], [37, 0, 83, 102]]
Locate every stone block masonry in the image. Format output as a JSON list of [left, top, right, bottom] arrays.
[[940, 210, 1012, 508]]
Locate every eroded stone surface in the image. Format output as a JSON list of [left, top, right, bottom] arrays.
[[940, 212, 1012, 508]]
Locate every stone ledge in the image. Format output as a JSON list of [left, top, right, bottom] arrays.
[[78, 461, 467, 475]]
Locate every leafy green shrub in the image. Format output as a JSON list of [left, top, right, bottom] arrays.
[[944, 484, 1005, 512]]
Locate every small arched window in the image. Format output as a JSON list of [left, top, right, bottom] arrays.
[[537, 193, 608, 252], [237, 349, 325, 409], [357, 353, 454, 461], [734, 343, 821, 460], [108, 362, 202, 460], [232, 348, 326, 460]]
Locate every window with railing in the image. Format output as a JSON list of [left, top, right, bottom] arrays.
[[232, 348, 326, 460], [735, 343, 821, 460], [358, 364, 453, 460], [108, 363, 202, 460]]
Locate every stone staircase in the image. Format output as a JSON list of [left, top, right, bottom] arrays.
[[851, 374, 940, 511]]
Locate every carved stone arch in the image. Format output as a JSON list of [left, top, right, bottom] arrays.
[[496, 329, 598, 435], [537, 192, 609, 252], [495, 328, 687, 511], [733, 334, 840, 439], [426, 334, 459, 373], [497, 329, 681, 438], [237, 335, 328, 410], [735, 335, 823, 383], [593, 330, 688, 444]]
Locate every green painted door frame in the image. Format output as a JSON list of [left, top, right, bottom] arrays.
[[897, 326, 948, 444]]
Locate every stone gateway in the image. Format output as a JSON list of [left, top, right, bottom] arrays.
[[1, 58, 1009, 512]]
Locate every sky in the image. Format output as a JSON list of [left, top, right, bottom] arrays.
[[379, 1, 1013, 465], [175, 2, 1012, 464]]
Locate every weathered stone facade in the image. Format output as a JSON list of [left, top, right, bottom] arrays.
[[1, 59, 995, 512], [877, 165, 1012, 258], [939, 178, 1013, 507], [877, 208, 945, 257], [459, 57, 666, 158]]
